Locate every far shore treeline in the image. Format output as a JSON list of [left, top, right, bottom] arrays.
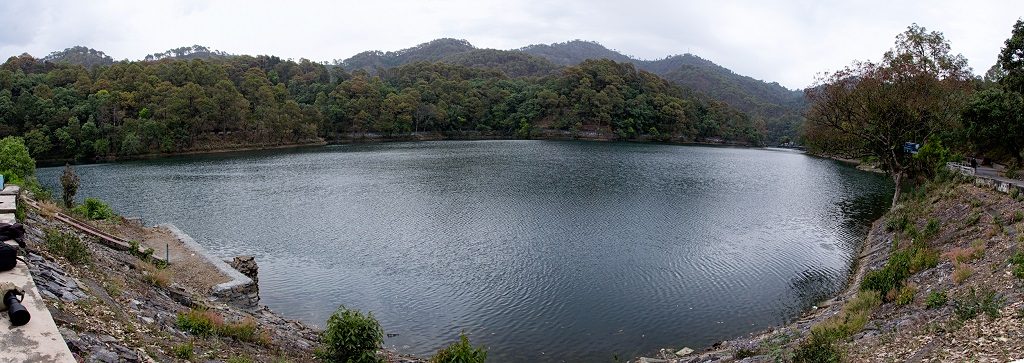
[[0, 48, 761, 163]]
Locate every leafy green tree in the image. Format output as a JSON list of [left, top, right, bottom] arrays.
[[805, 24, 973, 205], [0, 136, 36, 181], [964, 19, 1024, 163]]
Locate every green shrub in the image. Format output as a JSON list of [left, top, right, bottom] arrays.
[[1015, 211, 1024, 223], [172, 342, 194, 360], [317, 306, 384, 363], [925, 291, 948, 309], [72, 197, 116, 220], [792, 331, 841, 363], [909, 247, 940, 272], [965, 212, 981, 227], [885, 212, 910, 232], [895, 285, 917, 306], [953, 288, 1004, 320], [177, 309, 217, 336], [923, 218, 941, 239], [176, 309, 263, 343], [430, 333, 487, 363], [1014, 264, 1024, 279], [44, 228, 90, 264], [862, 250, 910, 297]]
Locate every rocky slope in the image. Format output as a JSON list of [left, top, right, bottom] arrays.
[[17, 197, 424, 362]]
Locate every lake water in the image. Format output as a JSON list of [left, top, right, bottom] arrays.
[[38, 140, 890, 362]]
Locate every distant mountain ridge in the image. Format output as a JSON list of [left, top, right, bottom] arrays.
[[29, 39, 806, 143], [338, 39, 806, 142]]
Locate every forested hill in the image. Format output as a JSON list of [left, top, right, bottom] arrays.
[[144, 45, 233, 62], [41, 46, 115, 69], [0, 50, 762, 162], [340, 39, 806, 143]]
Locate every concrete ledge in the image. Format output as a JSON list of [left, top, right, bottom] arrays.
[[159, 224, 259, 308], [158, 223, 252, 291]]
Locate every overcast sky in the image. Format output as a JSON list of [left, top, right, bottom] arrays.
[[2, 0, 1021, 89]]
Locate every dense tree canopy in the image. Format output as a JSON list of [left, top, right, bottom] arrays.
[[0, 50, 762, 162], [964, 19, 1024, 163]]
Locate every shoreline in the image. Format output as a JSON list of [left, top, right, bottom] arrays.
[[37, 132, 762, 167], [636, 211, 892, 362]]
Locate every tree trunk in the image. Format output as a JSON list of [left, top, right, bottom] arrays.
[[891, 171, 903, 207]]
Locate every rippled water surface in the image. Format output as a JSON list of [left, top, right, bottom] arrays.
[[39, 141, 890, 362]]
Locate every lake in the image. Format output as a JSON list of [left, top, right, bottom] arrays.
[[38, 140, 890, 362]]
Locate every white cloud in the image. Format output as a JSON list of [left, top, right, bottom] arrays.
[[0, 0, 1020, 88]]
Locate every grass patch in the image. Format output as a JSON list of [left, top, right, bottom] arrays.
[[861, 245, 937, 300], [953, 288, 1003, 320], [923, 218, 941, 240], [952, 264, 973, 284], [44, 228, 90, 264], [172, 342, 194, 360], [965, 212, 982, 227], [176, 309, 265, 343], [430, 333, 487, 363], [794, 290, 881, 362], [102, 280, 123, 298], [1009, 250, 1024, 279], [945, 240, 986, 264], [894, 284, 917, 306], [140, 263, 171, 288], [925, 291, 948, 309]]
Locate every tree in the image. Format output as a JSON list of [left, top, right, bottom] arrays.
[[60, 163, 80, 208], [964, 19, 1024, 163], [805, 24, 973, 206], [999, 19, 1024, 93], [0, 136, 36, 182]]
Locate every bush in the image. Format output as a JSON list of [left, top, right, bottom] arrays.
[[141, 263, 171, 287], [430, 333, 487, 363], [44, 228, 90, 264], [176, 308, 264, 343], [72, 197, 115, 220], [172, 342, 194, 360], [792, 331, 841, 363], [953, 288, 1003, 320], [953, 264, 973, 284], [895, 285, 917, 306], [965, 212, 981, 227], [317, 306, 384, 363], [60, 164, 79, 208], [1009, 250, 1024, 279], [861, 246, 938, 299], [923, 218, 941, 239], [925, 291, 948, 309], [885, 212, 911, 232], [177, 309, 218, 336]]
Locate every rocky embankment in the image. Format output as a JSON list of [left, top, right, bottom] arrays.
[[18, 198, 423, 362], [637, 177, 1024, 362]]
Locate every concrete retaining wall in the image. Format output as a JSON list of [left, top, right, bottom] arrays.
[[159, 223, 260, 309]]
